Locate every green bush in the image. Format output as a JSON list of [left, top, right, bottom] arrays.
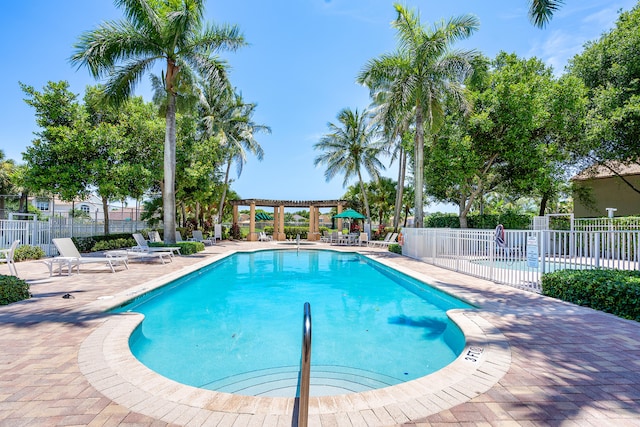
[[0, 275, 30, 305], [13, 245, 46, 262], [72, 233, 135, 252], [541, 269, 640, 322], [388, 243, 402, 254], [92, 238, 136, 252], [150, 241, 204, 255]]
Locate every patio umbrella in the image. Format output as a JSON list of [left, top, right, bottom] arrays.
[[332, 208, 366, 220], [255, 212, 274, 221], [333, 208, 366, 232]]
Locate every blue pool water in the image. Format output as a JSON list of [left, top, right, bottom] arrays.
[[114, 250, 473, 396]]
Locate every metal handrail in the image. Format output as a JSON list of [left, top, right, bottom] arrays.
[[298, 302, 312, 427]]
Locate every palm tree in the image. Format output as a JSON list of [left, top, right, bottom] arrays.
[[358, 3, 478, 228], [529, 0, 564, 28], [71, 0, 245, 243], [198, 78, 269, 223], [314, 108, 386, 228]]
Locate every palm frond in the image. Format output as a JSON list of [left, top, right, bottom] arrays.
[[529, 0, 565, 28], [71, 20, 163, 79], [114, 0, 162, 33], [103, 57, 158, 105]]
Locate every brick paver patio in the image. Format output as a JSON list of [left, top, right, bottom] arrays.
[[1, 240, 639, 426]]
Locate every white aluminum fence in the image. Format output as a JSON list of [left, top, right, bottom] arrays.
[[573, 217, 640, 231], [402, 228, 640, 293], [0, 218, 148, 256]]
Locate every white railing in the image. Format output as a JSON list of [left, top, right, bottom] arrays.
[[573, 216, 640, 231], [0, 219, 148, 256], [402, 228, 640, 293]]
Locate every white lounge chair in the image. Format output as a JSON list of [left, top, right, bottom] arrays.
[[358, 232, 369, 246], [368, 232, 391, 247], [175, 231, 188, 243], [45, 238, 128, 276], [132, 233, 181, 256], [258, 231, 272, 242], [370, 233, 398, 248], [148, 230, 162, 242], [0, 239, 19, 276], [190, 230, 214, 245]]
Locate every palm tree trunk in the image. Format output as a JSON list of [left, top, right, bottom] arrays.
[[218, 159, 232, 224], [163, 82, 178, 244], [414, 104, 425, 228], [393, 146, 406, 232], [357, 170, 372, 231]]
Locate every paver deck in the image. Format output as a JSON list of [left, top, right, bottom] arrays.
[[1, 240, 639, 426]]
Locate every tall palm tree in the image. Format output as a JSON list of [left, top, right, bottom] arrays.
[[529, 0, 564, 28], [71, 0, 245, 243], [358, 4, 478, 228], [314, 108, 386, 228], [198, 78, 269, 223]]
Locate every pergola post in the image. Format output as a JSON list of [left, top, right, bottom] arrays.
[[337, 204, 344, 232], [247, 202, 257, 241], [232, 205, 238, 226], [273, 206, 279, 240], [308, 205, 317, 241], [277, 205, 286, 240]]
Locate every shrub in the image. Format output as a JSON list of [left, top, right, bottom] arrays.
[[92, 238, 136, 252], [13, 245, 46, 262], [73, 234, 143, 252], [0, 275, 30, 305], [541, 269, 640, 322], [150, 241, 204, 255], [388, 243, 402, 254], [230, 223, 242, 240], [424, 212, 532, 229]]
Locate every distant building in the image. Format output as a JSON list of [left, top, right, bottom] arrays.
[[572, 162, 640, 218], [31, 195, 143, 222]]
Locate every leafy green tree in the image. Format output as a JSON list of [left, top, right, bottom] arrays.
[[314, 108, 386, 227], [0, 151, 16, 219], [84, 87, 164, 232], [358, 4, 479, 228], [71, 0, 245, 243], [567, 3, 640, 196], [426, 52, 585, 226], [21, 81, 94, 203]]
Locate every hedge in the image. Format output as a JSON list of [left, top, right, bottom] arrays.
[[149, 241, 204, 255], [0, 275, 30, 305], [541, 269, 640, 322], [425, 212, 532, 230]]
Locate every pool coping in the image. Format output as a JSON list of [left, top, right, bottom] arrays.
[[79, 248, 511, 425]]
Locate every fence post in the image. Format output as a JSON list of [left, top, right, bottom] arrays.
[[594, 232, 600, 268]]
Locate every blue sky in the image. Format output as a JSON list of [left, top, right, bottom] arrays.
[[1, 0, 636, 213]]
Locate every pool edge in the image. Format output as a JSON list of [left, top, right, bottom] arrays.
[[79, 248, 511, 425]]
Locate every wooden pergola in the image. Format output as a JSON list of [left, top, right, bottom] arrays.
[[229, 199, 349, 241]]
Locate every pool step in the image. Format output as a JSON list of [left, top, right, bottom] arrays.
[[200, 365, 402, 397]]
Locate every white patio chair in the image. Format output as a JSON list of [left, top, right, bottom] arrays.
[[0, 239, 20, 276], [190, 230, 214, 245]]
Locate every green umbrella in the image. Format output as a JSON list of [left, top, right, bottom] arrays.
[[333, 208, 366, 219], [255, 212, 274, 221]]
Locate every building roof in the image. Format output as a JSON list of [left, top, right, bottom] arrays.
[[572, 161, 640, 181]]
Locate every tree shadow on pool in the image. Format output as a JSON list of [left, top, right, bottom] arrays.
[[388, 315, 447, 339]]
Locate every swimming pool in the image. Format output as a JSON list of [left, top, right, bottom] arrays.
[[114, 249, 472, 397]]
